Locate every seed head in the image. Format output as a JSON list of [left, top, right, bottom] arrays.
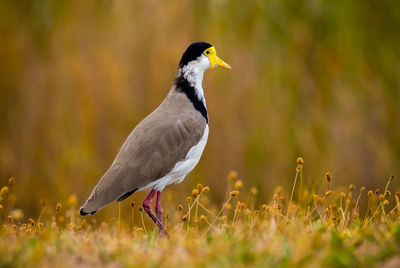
[[360, 187, 365, 192], [67, 195, 77, 207], [10, 209, 23, 221], [340, 192, 346, 199], [138, 206, 143, 212], [385, 191, 391, 198], [345, 199, 350, 206], [0, 204, 3, 210], [8, 177, 15, 187], [227, 171, 238, 183], [379, 194, 385, 202], [349, 184, 355, 191], [186, 196, 192, 203], [274, 186, 283, 194], [28, 218, 35, 226], [200, 215, 207, 222], [182, 215, 188, 222], [177, 204, 183, 211], [396, 191, 400, 197], [250, 187, 258, 196], [273, 193, 279, 200], [383, 200, 389, 206], [375, 189, 380, 195], [297, 157, 304, 165], [130, 201, 135, 208], [389, 175, 394, 181], [368, 190, 373, 197], [201, 186, 210, 193], [230, 190, 239, 197], [1, 186, 9, 196], [234, 180, 243, 190], [325, 172, 332, 183], [56, 203, 62, 211], [191, 189, 199, 198], [197, 184, 203, 191], [325, 190, 333, 197], [296, 164, 302, 172], [7, 215, 13, 222]]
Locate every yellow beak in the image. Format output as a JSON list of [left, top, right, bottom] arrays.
[[206, 47, 231, 70]]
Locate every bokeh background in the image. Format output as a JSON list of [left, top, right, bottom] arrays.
[[1, 0, 400, 219]]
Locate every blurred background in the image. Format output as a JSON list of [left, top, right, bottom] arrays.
[[1, 0, 399, 219]]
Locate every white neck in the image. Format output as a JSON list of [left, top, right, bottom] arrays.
[[177, 54, 210, 103]]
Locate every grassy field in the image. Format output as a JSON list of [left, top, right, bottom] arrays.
[[1, 159, 400, 267]]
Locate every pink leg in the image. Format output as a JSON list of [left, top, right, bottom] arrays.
[[155, 191, 163, 223], [143, 189, 169, 237]]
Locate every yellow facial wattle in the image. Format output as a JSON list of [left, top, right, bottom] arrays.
[[203, 46, 231, 70]]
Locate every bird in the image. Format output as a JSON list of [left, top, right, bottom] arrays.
[[79, 42, 231, 236]]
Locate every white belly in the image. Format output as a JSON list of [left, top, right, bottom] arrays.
[[141, 125, 209, 191]]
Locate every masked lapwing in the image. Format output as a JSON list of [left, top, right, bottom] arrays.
[[80, 42, 231, 236]]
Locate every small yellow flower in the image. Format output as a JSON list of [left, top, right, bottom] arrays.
[[200, 215, 207, 222], [56, 203, 62, 211], [383, 200, 389, 206], [273, 193, 279, 200], [227, 171, 238, 183], [186, 196, 192, 203], [360, 187, 365, 192], [349, 184, 355, 191], [297, 157, 304, 165], [182, 215, 188, 222], [191, 189, 199, 198], [325, 172, 332, 183], [67, 195, 77, 207], [234, 180, 243, 190], [197, 184, 203, 191], [230, 190, 239, 197], [10, 209, 24, 221], [250, 187, 258, 196], [201, 186, 210, 193], [325, 190, 333, 197], [1, 186, 9, 196], [8, 177, 15, 187]]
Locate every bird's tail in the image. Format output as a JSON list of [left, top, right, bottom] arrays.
[[80, 174, 139, 216]]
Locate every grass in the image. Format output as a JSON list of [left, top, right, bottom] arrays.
[[1, 159, 400, 267]]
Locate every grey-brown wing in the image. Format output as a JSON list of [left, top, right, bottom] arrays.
[[80, 101, 206, 215]]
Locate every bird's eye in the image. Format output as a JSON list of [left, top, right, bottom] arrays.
[[206, 50, 209, 54]]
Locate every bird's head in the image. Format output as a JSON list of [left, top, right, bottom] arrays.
[[179, 42, 231, 72]]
